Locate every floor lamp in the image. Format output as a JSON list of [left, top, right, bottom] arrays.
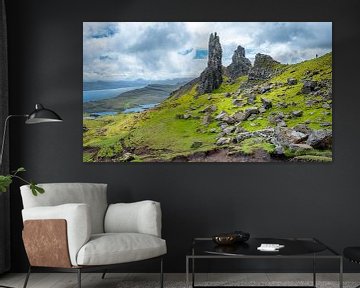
[[0, 103, 63, 288]]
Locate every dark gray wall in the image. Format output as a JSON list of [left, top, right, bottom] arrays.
[[5, 0, 360, 273]]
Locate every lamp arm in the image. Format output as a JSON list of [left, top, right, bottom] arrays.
[[0, 114, 28, 169]]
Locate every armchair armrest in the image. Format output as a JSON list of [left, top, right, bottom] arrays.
[[22, 203, 91, 266], [104, 200, 162, 237]]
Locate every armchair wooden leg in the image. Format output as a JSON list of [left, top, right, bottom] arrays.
[[101, 270, 107, 279], [160, 257, 164, 288], [77, 269, 81, 288], [23, 266, 31, 288]]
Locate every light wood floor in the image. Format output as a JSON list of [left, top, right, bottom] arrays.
[[0, 273, 359, 288]]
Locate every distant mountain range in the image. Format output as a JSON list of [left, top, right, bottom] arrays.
[[83, 83, 187, 113], [83, 78, 194, 91]]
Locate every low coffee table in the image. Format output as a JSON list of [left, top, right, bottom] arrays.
[[186, 237, 343, 288]]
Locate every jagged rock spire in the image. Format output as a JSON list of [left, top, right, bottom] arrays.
[[226, 45, 252, 79], [197, 32, 223, 95], [248, 53, 280, 80]]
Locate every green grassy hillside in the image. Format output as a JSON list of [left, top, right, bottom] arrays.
[[83, 52, 332, 162]]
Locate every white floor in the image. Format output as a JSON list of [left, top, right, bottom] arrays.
[[0, 273, 359, 288]]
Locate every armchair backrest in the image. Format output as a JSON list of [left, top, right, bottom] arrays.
[[20, 183, 108, 234]]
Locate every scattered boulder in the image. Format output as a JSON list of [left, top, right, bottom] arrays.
[[183, 114, 191, 119], [259, 107, 266, 113], [320, 122, 332, 127], [232, 99, 244, 107], [274, 127, 308, 146], [121, 153, 135, 162], [223, 126, 235, 135], [301, 80, 318, 94], [260, 86, 271, 94], [233, 111, 246, 122], [201, 105, 217, 113], [306, 130, 332, 149], [220, 123, 228, 129], [274, 145, 284, 155], [224, 92, 231, 97], [322, 103, 331, 109], [247, 114, 257, 121], [215, 111, 228, 121], [202, 115, 212, 125], [244, 107, 260, 120], [287, 78, 298, 85], [216, 137, 231, 146], [268, 112, 284, 125], [234, 126, 246, 134], [289, 143, 314, 152], [305, 99, 317, 107], [197, 32, 223, 94], [277, 120, 287, 127], [278, 102, 288, 108], [235, 132, 253, 143], [222, 116, 236, 125], [304, 70, 320, 77], [261, 98, 272, 109], [292, 110, 303, 117], [293, 124, 312, 135], [247, 94, 256, 104]]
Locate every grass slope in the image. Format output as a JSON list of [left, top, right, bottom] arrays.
[[83, 53, 332, 162]]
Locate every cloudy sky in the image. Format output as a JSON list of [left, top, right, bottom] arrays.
[[83, 22, 332, 82]]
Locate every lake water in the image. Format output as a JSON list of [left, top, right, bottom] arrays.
[[123, 103, 159, 114], [89, 111, 118, 116], [83, 86, 145, 102], [85, 104, 159, 118]]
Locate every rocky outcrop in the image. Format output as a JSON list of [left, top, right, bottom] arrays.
[[226, 45, 252, 79], [248, 53, 280, 81], [197, 33, 223, 95], [301, 80, 318, 94], [306, 130, 332, 149]]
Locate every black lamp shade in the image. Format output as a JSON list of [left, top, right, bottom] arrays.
[[25, 104, 63, 124]]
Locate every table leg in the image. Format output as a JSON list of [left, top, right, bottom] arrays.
[[313, 254, 316, 287], [186, 257, 189, 288], [339, 257, 343, 288], [192, 257, 195, 288]]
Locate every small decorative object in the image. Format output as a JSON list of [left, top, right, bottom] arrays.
[[233, 230, 250, 242], [212, 233, 238, 245], [212, 230, 250, 245], [257, 243, 284, 252]]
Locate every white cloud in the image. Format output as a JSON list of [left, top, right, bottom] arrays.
[[83, 22, 332, 82]]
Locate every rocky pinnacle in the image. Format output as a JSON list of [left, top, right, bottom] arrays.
[[226, 45, 252, 79], [248, 53, 280, 80], [197, 32, 223, 95]]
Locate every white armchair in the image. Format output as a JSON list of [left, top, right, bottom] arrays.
[[20, 183, 166, 288]]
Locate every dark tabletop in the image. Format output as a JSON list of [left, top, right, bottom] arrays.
[[193, 238, 329, 256]]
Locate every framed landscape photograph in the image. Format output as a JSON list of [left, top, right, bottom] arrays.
[[83, 22, 332, 163]]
